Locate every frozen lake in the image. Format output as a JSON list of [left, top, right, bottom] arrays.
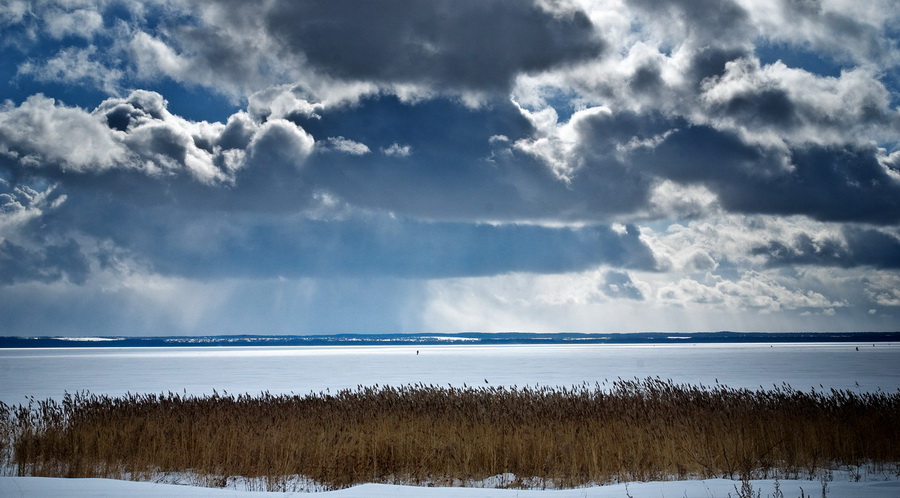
[[2, 342, 898, 405]]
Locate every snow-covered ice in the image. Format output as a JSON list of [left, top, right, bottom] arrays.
[[2, 343, 898, 405]]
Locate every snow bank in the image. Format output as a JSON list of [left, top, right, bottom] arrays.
[[2, 476, 899, 497]]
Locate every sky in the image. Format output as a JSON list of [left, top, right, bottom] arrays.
[[0, 0, 899, 336]]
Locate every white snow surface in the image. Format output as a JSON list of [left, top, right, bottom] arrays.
[[2, 476, 900, 497]]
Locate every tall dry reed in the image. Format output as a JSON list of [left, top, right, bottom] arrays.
[[2, 379, 898, 489]]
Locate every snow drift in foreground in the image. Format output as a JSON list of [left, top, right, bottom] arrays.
[[2, 476, 900, 498]]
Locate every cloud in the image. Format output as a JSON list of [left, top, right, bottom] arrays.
[[324, 136, 371, 156], [0, 90, 319, 190], [126, 25, 294, 100], [600, 270, 645, 300], [0, 94, 129, 172], [516, 53, 900, 224], [43, 6, 104, 39], [749, 0, 900, 68], [698, 58, 898, 147], [626, 0, 752, 48], [0, 238, 88, 285], [752, 226, 900, 269], [657, 271, 844, 313], [42, 198, 661, 280], [244, 118, 315, 171], [0, 1, 28, 28], [259, 0, 604, 92], [383, 143, 411, 157], [630, 127, 900, 223], [260, 93, 625, 222], [0, 270, 430, 336], [17, 46, 123, 93], [867, 288, 900, 307], [0, 182, 87, 285], [6, 0, 601, 100], [2, 1, 295, 100]]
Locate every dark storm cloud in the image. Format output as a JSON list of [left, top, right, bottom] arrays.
[[627, 62, 665, 95], [39, 193, 660, 279], [687, 47, 753, 83], [716, 145, 900, 223], [0, 181, 89, 286], [0, 90, 663, 226], [635, 125, 777, 183], [4, 2, 894, 229], [4, 0, 607, 104], [1, 85, 665, 283], [0, 238, 89, 285], [708, 87, 798, 129], [563, 109, 671, 213], [260, 0, 604, 91], [239, 93, 660, 221], [33, 93, 545, 219], [632, 126, 900, 223], [285, 95, 555, 219], [177, 218, 659, 278], [752, 227, 900, 269]]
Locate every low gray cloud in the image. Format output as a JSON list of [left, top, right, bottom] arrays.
[[0, 183, 89, 285], [632, 127, 900, 224], [0, 273, 430, 336], [39, 193, 661, 280], [600, 270, 645, 300], [752, 227, 900, 269], [0, 238, 89, 285]]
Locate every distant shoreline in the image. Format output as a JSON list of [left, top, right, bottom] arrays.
[[2, 331, 898, 348]]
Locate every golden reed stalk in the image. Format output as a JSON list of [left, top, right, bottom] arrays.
[[2, 379, 898, 490]]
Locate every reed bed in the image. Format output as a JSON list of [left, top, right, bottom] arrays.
[[2, 378, 898, 490]]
